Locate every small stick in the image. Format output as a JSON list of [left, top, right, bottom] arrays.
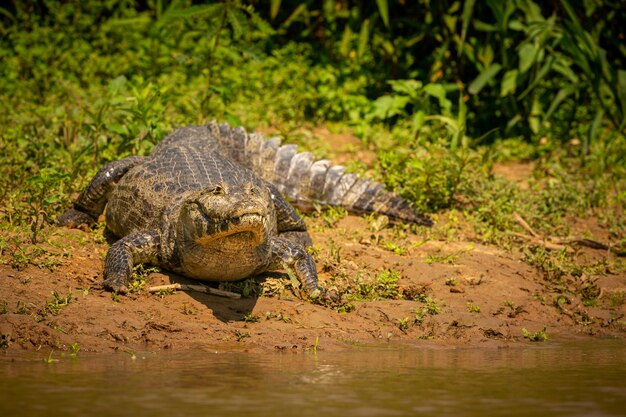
[[512, 232, 573, 252], [148, 283, 241, 299], [512, 212, 539, 237]]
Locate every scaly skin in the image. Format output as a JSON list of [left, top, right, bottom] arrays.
[[58, 122, 432, 300]]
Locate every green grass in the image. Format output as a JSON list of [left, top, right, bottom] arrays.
[[0, 1, 623, 316], [522, 327, 549, 342]]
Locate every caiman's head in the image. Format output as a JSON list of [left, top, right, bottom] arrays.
[[178, 182, 275, 246]]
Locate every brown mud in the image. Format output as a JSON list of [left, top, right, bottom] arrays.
[[1, 131, 624, 354], [1, 209, 624, 354]]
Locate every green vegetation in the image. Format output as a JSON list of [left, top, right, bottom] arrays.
[[467, 302, 481, 313], [0, 1, 624, 320], [522, 326, 549, 342]]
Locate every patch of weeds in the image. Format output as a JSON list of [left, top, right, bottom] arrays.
[[68, 343, 80, 357], [0, 333, 10, 349], [243, 313, 261, 323], [578, 277, 601, 307], [35, 288, 75, 321], [320, 239, 342, 271], [523, 248, 568, 283], [311, 336, 320, 353], [1, 234, 69, 272], [414, 296, 442, 324], [424, 244, 473, 265], [609, 291, 625, 308], [180, 303, 197, 315], [0, 299, 7, 314], [401, 285, 430, 300], [495, 301, 527, 318], [522, 327, 549, 342], [128, 265, 159, 293], [398, 317, 411, 333], [43, 350, 60, 364], [553, 294, 572, 313], [321, 206, 348, 228], [265, 311, 292, 323], [334, 301, 356, 313], [383, 241, 408, 255], [155, 288, 175, 297], [15, 301, 32, 315], [235, 331, 250, 342], [331, 268, 402, 302], [367, 214, 390, 232], [467, 303, 481, 313], [222, 278, 262, 298], [374, 269, 401, 299], [445, 277, 459, 287]]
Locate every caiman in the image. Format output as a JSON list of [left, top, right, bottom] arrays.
[[58, 122, 432, 300]]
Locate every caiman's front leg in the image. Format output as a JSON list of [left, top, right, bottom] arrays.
[[57, 156, 144, 228], [267, 237, 334, 301], [103, 230, 161, 293], [269, 184, 313, 248]]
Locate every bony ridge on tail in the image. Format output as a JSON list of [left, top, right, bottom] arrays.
[[57, 122, 432, 302]]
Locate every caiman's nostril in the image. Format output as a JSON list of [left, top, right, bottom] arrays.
[[208, 185, 224, 195]]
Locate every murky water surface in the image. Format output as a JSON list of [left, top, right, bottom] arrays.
[[1, 341, 625, 417]]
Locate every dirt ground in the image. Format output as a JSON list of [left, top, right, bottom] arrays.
[[1, 130, 625, 354], [1, 206, 624, 354]]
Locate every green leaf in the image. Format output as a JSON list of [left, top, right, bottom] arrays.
[[371, 95, 410, 120], [586, 108, 604, 154], [389, 79, 422, 96], [552, 58, 578, 83], [108, 76, 127, 94], [339, 26, 353, 57], [543, 86, 575, 123], [560, 0, 593, 54], [459, 0, 476, 56], [617, 69, 626, 119], [376, 0, 389, 28], [282, 4, 307, 28], [424, 83, 452, 113], [518, 43, 537, 74], [270, 0, 281, 20], [500, 69, 518, 97], [518, 56, 554, 100], [162, 4, 222, 21], [226, 8, 248, 39], [358, 19, 370, 59], [468, 63, 502, 95], [528, 95, 542, 133], [473, 20, 498, 32]]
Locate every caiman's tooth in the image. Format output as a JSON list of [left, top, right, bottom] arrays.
[[284, 152, 315, 199]]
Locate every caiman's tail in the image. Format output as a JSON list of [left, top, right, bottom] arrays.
[[209, 122, 433, 226]]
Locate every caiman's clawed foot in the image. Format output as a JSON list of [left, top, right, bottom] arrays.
[[56, 208, 97, 230], [101, 276, 129, 295]]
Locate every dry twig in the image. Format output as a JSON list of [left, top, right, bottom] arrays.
[[148, 283, 241, 299]]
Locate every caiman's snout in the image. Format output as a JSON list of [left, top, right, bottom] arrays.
[[183, 184, 271, 244]]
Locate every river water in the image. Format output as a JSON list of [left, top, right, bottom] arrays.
[[1, 340, 625, 417]]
